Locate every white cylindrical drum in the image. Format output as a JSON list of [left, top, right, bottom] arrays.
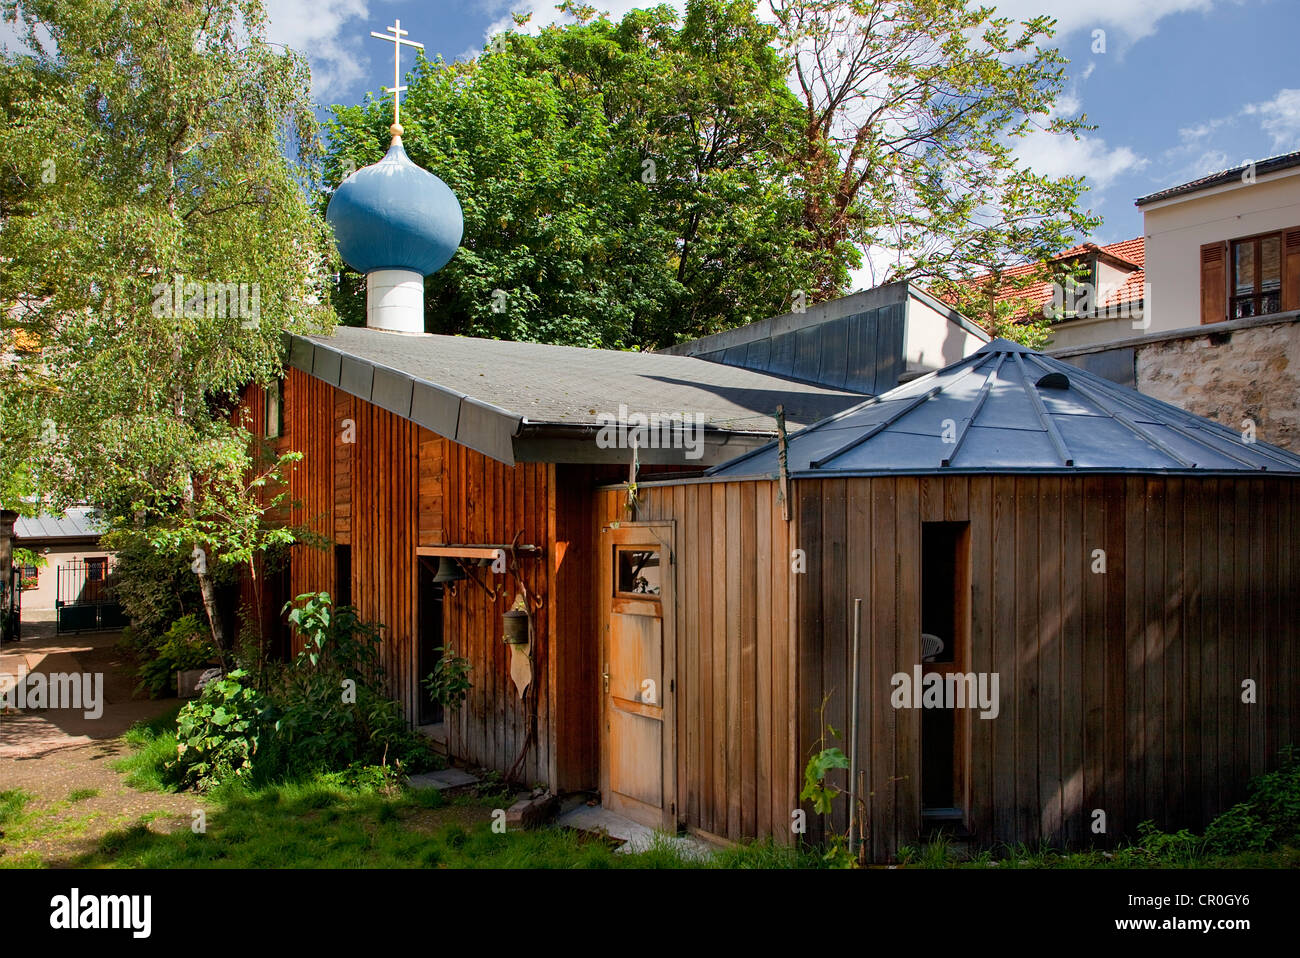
[[366, 269, 425, 333]]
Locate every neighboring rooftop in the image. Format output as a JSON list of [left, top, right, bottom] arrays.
[[1136, 150, 1300, 206], [289, 327, 869, 465], [14, 507, 105, 541], [710, 338, 1300, 478], [942, 237, 1145, 322]]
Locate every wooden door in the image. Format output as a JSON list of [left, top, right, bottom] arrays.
[[599, 522, 676, 830]]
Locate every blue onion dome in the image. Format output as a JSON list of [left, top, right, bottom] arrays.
[[326, 133, 463, 276]]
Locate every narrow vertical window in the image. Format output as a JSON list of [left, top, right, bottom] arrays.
[[265, 379, 284, 439], [920, 521, 971, 824]]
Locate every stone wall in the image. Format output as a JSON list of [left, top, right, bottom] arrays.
[[1136, 321, 1300, 450], [1052, 313, 1300, 451]]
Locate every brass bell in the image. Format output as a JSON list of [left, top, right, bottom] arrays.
[[430, 556, 466, 583]]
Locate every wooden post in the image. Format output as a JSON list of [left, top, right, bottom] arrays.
[[0, 510, 17, 643], [848, 597, 861, 855], [776, 405, 791, 522]]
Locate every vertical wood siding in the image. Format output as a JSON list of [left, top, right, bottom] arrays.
[[602, 473, 1298, 861], [791, 474, 1300, 861], [238, 371, 601, 790]]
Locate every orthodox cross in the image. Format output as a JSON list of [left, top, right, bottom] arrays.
[[370, 18, 424, 130]]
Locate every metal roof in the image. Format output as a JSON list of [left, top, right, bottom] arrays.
[[14, 507, 105, 541], [289, 327, 868, 466], [709, 338, 1300, 478], [1135, 150, 1300, 206]]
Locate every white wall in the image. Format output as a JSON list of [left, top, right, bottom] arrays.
[[1047, 313, 1144, 350], [904, 289, 988, 372], [1142, 169, 1300, 331]]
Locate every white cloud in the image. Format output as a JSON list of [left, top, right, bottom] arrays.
[[484, 0, 1220, 44], [989, 0, 1217, 45], [264, 0, 370, 99], [1015, 128, 1146, 190], [1013, 92, 1145, 190], [1244, 88, 1300, 150], [478, 0, 686, 41]]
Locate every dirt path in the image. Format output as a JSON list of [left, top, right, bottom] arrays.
[[1, 627, 204, 867]]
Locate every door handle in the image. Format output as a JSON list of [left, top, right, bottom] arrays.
[[602, 667, 610, 693]]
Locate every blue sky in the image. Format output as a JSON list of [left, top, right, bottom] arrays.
[[271, 0, 1300, 249], [7, 1, 1293, 251]]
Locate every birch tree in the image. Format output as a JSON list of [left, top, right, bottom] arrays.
[[0, 0, 335, 647]]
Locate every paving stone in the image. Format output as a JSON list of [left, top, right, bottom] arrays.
[[505, 792, 558, 829], [557, 804, 712, 861], [407, 767, 479, 791]]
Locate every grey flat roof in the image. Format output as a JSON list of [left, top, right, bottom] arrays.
[[290, 327, 868, 465], [14, 507, 105, 541], [710, 338, 1300, 478]]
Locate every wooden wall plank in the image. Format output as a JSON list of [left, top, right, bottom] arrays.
[[1014, 477, 1040, 845], [1124, 476, 1146, 832], [1080, 478, 1106, 844], [1165, 478, 1185, 827], [869, 479, 897, 861], [967, 477, 994, 843], [821, 479, 849, 836], [755, 482, 773, 839], [1060, 477, 1084, 846], [711, 483, 729, 836], [894, 477, 921, 854], [991, 475, 1018, 848], [1038, 477, 1063, 845], [739, 481, 758, 837]]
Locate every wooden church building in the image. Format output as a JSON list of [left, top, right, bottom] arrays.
[[236, 93, 1300, 859]]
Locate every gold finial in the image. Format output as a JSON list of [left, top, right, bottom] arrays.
[[390, 122, 404, 140], [370, 18, 424, 138]]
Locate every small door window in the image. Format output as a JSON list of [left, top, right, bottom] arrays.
[[616, 548, 661, 597]]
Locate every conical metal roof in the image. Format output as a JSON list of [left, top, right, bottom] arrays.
[[709, 338, 1300, 478]]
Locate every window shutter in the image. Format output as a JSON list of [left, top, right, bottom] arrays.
[[1283, 227, 1300, 312], [1200, 241, 1227, 325]]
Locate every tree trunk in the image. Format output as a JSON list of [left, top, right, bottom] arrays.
[[197, 564, 226, 652]]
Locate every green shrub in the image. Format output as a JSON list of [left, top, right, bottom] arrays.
[[134, 615, 220, 698], [318, 762, 404, 793], [1203, 802, 1273, 854], [168, 668, 267, 791], [423, 646, 472, 713], [1247, 744, 1300, 844], [1133, 820, 1202, 865], [164, 593, 439, 792], [267, 593, 439, 777]]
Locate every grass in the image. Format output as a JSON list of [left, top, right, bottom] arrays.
[[0, 788, 139, 869], [0, 789, 34, 826], [67, 775, 824, 868], [45, 714, 819, 868], [113, 704, 183, 792], [46, 713, 1300, 870], [895, 834, 1300, 869]]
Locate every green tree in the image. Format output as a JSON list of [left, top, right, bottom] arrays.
[[0, 0, 335, 646], [768, 0, 1101, 317], [327, 0, 833, 349]]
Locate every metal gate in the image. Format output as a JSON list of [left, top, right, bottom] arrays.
[[1, 564, 18, 643], [56, 556, 128, 633]]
